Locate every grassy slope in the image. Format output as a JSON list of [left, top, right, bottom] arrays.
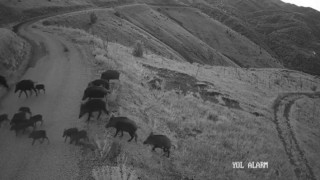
[[37, 24, 320, 179], [116, 4, 237, 66], [290, 97, 320, 179], [0, 0, 91, 9], [178, 0, 279, 59], [0, 28, 30, 89], [157, 6, 282, 68], [186, 0, 320, 75], [42, 8, 187, 62]]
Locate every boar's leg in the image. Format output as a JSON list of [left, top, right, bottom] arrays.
[[103, 108, 109, 115], [134, 132, 138, 142], [18, 90, 23, 98], [152, 146, 157, 151], [128, 132, 135, 142], [70, 137, 74, 144], [24, 90, 29, 98], [97, 110, 102, 120], [87, 112, 92, 122], [114, 129, 120, 137], [33, 88, 38, 96]]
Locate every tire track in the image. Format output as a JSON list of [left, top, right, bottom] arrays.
[[273, 92, 320, 180]]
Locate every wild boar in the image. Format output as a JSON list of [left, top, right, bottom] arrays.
[[10, 122, 35, 136], [70, 130, 89, 145], [88, 79, 110, 89], [101, 70, 120, 82], [79, 99, 109, 122], [105, 115, 138, 142], [0, 114, 9, 127], [82, 86, 109, 101], [15, 80, 37, 98], [0, 75, 9, 89], [62, 128, 79, 142], [143, 132, 173, 157], [35, 84, 45, 94], [19, 106, 32, 116], [29, 114, 43, 127], [29, 130, 49, 145]]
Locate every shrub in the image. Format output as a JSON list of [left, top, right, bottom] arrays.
[[90, 12, 98, 25], [114, 11, 121, 17], [207, 113, 219, 122], [92, 155, 137, 180], [42, 20, 51, 26], [132, 40, 143, 57]]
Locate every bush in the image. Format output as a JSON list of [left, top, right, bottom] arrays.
[[132, 40, 143, 57], [114, 11, 121, 17], [207, 113, 219, 122], [92, 154, 137, 180], [42, 20, 51, 26], [92, 165, 137, 180], [311, 85, 317, 91], [90, 12, 98, 25]]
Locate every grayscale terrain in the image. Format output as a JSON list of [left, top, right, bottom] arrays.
[[0, 0, 319, 180]]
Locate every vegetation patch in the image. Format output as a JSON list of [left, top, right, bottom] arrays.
[[37, 21, 320, 180]]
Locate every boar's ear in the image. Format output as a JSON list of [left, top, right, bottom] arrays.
[[108, 114, 113, 121]]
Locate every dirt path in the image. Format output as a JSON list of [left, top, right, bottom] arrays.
[[0, 21, 92, 179], [273, 92, 320, 180]]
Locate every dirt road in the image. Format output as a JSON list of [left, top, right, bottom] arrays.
[[273, 92, 320, 180], [0, 21, 92, 179]]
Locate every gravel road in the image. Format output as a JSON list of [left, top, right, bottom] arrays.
[[0, 21, 92, 180]]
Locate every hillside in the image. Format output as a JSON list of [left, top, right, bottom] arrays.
[[34, 23, 320, 179], [1, 0, 320, 74], [156, 5, 281, 67], [0, 28, 30, 90], [42, 8, 185, 62], [116, 4, 236, 66], [0, 0, 319, 179], [0, 0, 90, 9], [183, 0, 320, 75], [41, 3, 283, 68]]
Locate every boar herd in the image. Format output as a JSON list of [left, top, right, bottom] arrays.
[[0, 106, 48, 145], [0, 70, 175, 157], [14, 80, 45, 98]]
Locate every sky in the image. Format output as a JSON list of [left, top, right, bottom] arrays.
[[281, 0, 320, 11]]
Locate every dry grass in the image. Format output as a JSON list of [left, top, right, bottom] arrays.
[[0, 28, 31, 94], [290, 97, 320, 179], [132, 40, 143, 57], [39, 8, 185, 62], [0, 0, 91, 9], [116, 4, 236, 66], [158, 6, 282, 68], [92, 154, 138, 180], [37, 23, 320, 180]]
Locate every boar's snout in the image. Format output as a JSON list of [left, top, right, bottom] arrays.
[[143, 139, 149, 145], [105, 123, 110, 128]]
